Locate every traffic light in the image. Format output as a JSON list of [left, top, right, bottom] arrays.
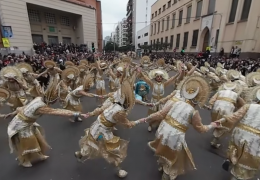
[[92, 42, 95, 52]]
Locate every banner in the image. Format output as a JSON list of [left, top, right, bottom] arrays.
[[2, 26, 13, 38], [2, 38, 10, 47]]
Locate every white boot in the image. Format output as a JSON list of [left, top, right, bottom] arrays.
[[21, 161, 32, 168], [118, 170, 128, 178]]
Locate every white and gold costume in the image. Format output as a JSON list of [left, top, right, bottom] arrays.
[[209, 82, 245, 148], [135, 76, 216, 180], [75, 79, 136, 178], [7, 96, 83, 168], [221, 87, 260, 180]]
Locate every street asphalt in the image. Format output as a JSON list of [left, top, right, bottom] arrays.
[[0, 68, 258, 180]]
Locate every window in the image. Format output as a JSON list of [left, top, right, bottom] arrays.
[[173, 0, 177, 4], [48, 35, 58, 45], [144, 42, 148, 45], [215, 29, 219, 46], [178, 10, 183, 25], [186, 6, 192, 23], [166, 16, 170, 30], [158, 21, 160, 33], [192, 30, 199, 46], [163, 5, 166, 11], [154, 23, 156, 34], [170, 35, 174, 48], [62, 37, 71, 44], [159, 8, 161, 14], [208, 0, 216, 14], [153, 40, 155, 45], [229, 0, 238, 23], [61, 16, 70, 26], [165, 36, 168, 44], [161, 38, 163, 44], [151, 40, 152, 45], [28, 9, 41, 22], [162, 19, 164, 31], [152, 14, 154, 19], [45, 12, 56, 24], [176, 34, 180, 48], [196, 1, 203, 18], [144, 32, 148, 36], [183, 32, 189, 48], [157, 39, 159, 43], [168, 1, 171, 8], [155, 11, 157, 16], [138, 36, 141, 39], [172, 13, 176, 28], [241, 0, 252, 20], [151, 25, 153, 35]]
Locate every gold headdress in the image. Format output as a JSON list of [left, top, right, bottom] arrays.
[[116, 79, 135, 111], [70, 66, 80, 77], [44, 60, 56, 68], [78, 65, 87, 72], [149, 69, 169, 80], [226, 70, 240, 81], [0, 87, 11, 102], [175, 60, 186, 71], [245, 72, 260, 87], [215, 67, 225, 76], [0, 66, 23, 79], [61, 67, 77, 80], [200, 66, 209, 74], [83, 74, 94, 90], [157, 58, 165, 67], [99, 61, 108, 69], [180, 76, 210, 108], [140, 56, 150, 64], [205, 62, 210, 68], [116, 62, 125, 74], [79, 60, 88, 66], [65, 61, 75, 68], [248, 86, 260, 102], [121, 56, 131, 64], [185, 62, 193, 71], [16, 62, 33, 73], [218, 82, 243, 95], [217, 62, 224, 69]]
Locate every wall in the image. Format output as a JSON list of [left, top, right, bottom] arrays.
[[136, 25, 150, 47], [150, 0, 260, 58], [0, 0, 97, 54]]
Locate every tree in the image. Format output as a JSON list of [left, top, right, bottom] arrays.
[[152, 42, 162, 53], [161, 42, 171, 52], [104, 41, 118, 52]]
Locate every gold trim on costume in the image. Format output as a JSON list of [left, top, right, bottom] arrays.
[[105, 136, 120, 151], [17, 113, 36, 123], [217, 97, 236, 104], [100, 114, 116, 127], [165, 116, 188, 133], [237, 123, 260, 136]]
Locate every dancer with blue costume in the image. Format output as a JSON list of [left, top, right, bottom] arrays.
[[135, 80, 150, 101]]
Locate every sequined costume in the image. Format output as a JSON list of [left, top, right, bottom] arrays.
[[1, 66, 28, 110], [135, 76, 216, 180], [75, 79, 136, 178], [8, 97, 83, 167], [140, 69, 179, 131], [209, 82, 245, 148], [16, 63, 43, 98]]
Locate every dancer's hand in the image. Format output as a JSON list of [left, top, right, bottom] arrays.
[[147, 103, 154, 107], [210, 122, 218, 128], [4, 113, 13, 119], [81, 113, 90, 119]]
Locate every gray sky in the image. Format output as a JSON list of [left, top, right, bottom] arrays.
[[101, 0, 128, 38]]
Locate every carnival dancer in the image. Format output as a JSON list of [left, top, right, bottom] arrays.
[[74, 79, 136, 178], [215, 66, 228, 83], [16, 63, 43, 99], [38, 60, 62, 104], [140, 56, 153, 76], [95, 59, 107, 105], [59, 67, 79, 103], [174, 61, 197, 86], [1, 66, 29, 111], [242, 72, 260, 102], [220, 86, 260, 180], [0, 87, 19, 118], [134, 76, 219, 180], [63, 74, 96, 122], [7, 91, 86, 168], [200, 66, 221, 92], [226, 70, 247, 88], [208, 81, 245, 148], [108, 62, 124, 91], [135, 79, 150, 101], [140, 68, 179, 132]]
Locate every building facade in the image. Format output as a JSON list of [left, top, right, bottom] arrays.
[[118, 18, 128, 47], [137, 25, 150, 47], [0, 0, 103, 54], [126, 0, 157, 50], [150, 0, 260, 58]]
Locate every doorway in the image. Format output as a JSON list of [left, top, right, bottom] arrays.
[[48, 36, 58, 45], [32, 34, 43, 44]]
